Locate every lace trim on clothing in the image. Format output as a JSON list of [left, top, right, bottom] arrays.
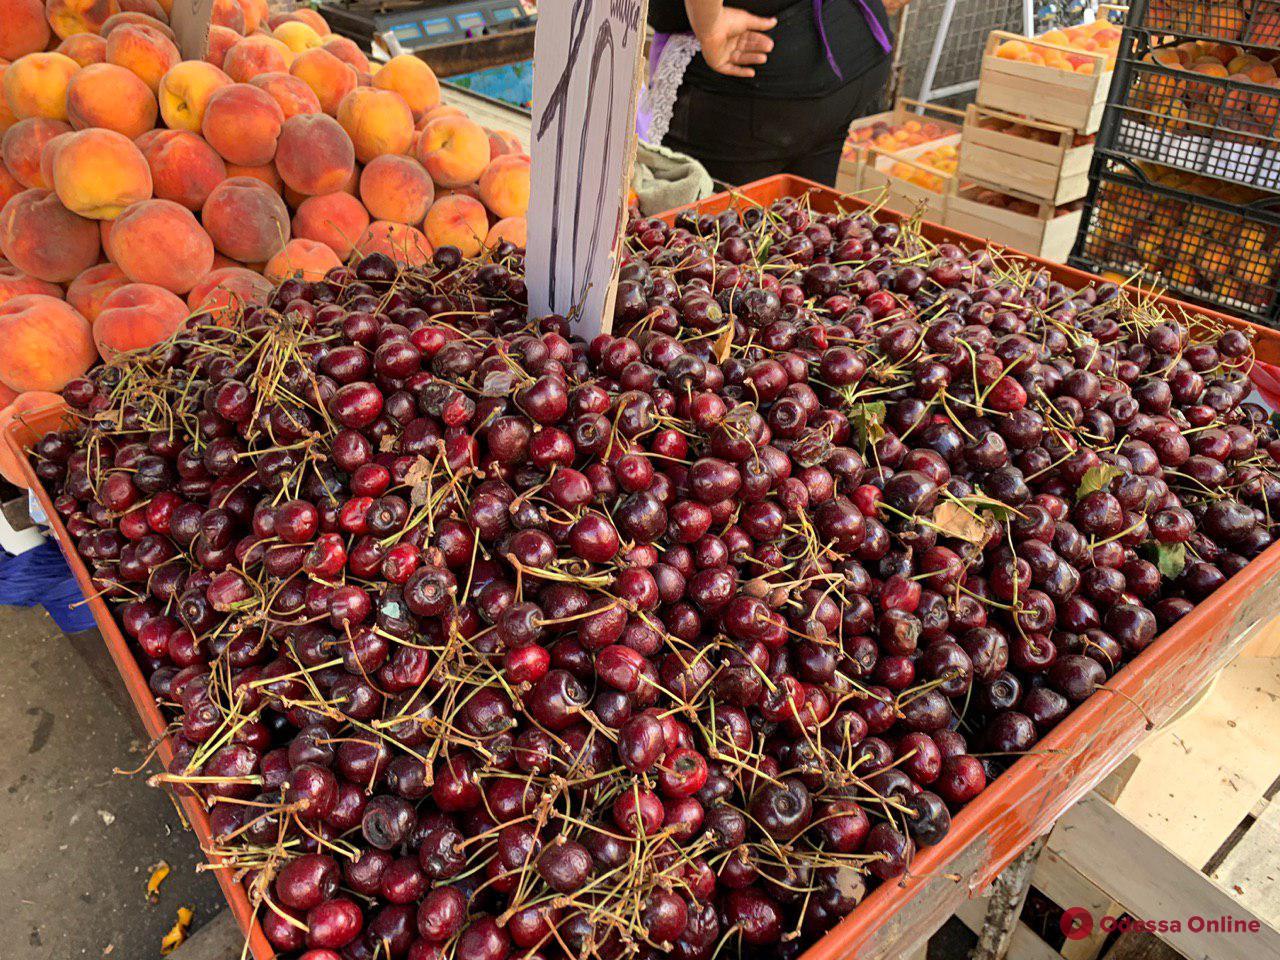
[[640, 34, 701, 146]]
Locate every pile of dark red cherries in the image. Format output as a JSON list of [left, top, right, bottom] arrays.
[[31, 194, 1280, 960]]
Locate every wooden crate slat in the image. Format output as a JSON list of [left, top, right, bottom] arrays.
[[1209, 798, 1280, 929], [1110, 657, 1280, 867], [1047, 794, 1280, 960], [439, 86, 531, 143]]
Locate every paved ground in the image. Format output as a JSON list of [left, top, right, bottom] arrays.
[[0, 605, 225, 959]]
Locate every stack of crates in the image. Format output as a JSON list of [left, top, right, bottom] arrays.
[[1071, 0, 1280, 324]]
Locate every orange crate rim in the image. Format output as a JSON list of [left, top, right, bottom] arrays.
[[8, 174, 1280, 960]]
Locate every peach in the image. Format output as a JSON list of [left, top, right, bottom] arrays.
[[57, 34, 109, 67], [289, 47, 356, 114], [0, 295, 97, 391], [3, 53, 79, 122], [100, 10, 175, 38], [0, 263, 61, 304], [117, 0, 167, 19], [223, 35, 291, 83], [419, 103, 464, 126], [1208, 3, 1245, 40], [336, 86, 413, 163], [0, 188, 99, 281], [273, 20, 323, 53], [359, 153, 433, 224], [477, 154, 529, 219], [106, 23, 179, 93], [264, 237, 340, 282], [204, 25, 239, 70], [436, 182, 483, 205], [187, 265, 271, 322], [138, 129, 226, 211], [45, 0, 118, 39], [202, 175, 290, 261], [225, 161, 282, 193], [92, 281, 187, 358], [0, 68, 15, 137], [274, 113, 354, 197], [485, 215, 526, 250], [0, 164, 21, 210], [416, 114, 490, 188], [202, 82, 284, 166], [0, 390, 72, 487], [486, 127, 524, 158], [358, 219, 431, 265], [291, 190, 367, 259], [0, 0, 51, 61], [1252, 10, 1280, 46], [279, 7, 328, 35], [158, 60, 232, 132], [250, 72, 321, 119], [234, 0, 267, 34], [51, 128, 152, 219], [109, 198, 213, 292], [1190, 57, 1230, 78], [66, 262, 129, 320], [0, 384, 18, 411], [422, 193, 487, 257], [209, 0, 245, 32], [373, 55, 439, 119], [1, 117, 70, 189], [323, 36, 371, 75], [66, 63, 157, 139]]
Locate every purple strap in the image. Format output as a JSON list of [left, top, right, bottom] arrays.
[[813, 0, 894, 82]]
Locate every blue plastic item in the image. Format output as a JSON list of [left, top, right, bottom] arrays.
[[0, 539, 95, 633], [448, 60, 533, 110]]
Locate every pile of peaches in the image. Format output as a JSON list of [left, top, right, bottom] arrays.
[[1133, 40, 1280, 138], [887, 144, 959, 193], [994, 20, 1122, 75], [844, 117, 956, 158], [0, 0, 531, 467], [977, 116, 1096, 148], [1087, 160, 1278, 308], [964, 187, 1082, 218], [1147, 0, 1280, 47]]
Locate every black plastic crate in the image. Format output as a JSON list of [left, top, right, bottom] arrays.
[[1101, 32, 1280, 190], [1138, 0, 1280, 50], [1070, 158, 1280, 323]]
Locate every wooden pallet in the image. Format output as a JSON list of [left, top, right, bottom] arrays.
[[951, 651, 1280, 960]]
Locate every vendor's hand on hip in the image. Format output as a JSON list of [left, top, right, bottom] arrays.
[[696, 6, 776, 78]]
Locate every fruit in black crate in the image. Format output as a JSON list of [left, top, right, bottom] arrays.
[[32, 191, 1280, 960]]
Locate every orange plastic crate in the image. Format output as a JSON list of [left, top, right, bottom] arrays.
[[8, 174, 1280, 960]]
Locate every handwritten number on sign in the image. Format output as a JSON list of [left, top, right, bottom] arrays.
[[536, 0, 621, 316]]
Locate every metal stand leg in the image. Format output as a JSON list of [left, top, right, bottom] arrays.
[[916, 0, 957, 105], [1023, 0, 1035, 36], [969, 835, 1049, 960]]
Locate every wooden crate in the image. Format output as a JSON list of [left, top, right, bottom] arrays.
[[977, 30, 1112, 134], [861, 134, 962, 220], [952, 651, 1280, 960], [959, 104, 1095, 206], [945, 184, 1082, 262], [837, 99, 963, 194]]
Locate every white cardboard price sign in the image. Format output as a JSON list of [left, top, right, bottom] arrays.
[[525, 0, 648, 338], [169, 0, 216, 59]]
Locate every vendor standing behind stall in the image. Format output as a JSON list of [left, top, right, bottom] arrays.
[[647, 0, 902, 186]]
